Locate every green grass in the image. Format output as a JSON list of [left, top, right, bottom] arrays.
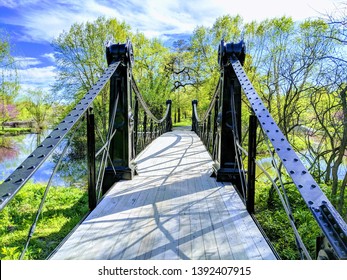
[[253, 181, 329, 259], [0, 127, 33, 135], [172, 119, 192, 127], [0, 183, 88, 260]]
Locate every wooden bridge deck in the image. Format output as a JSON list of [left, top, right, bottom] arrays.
[[50, 129, 276, 260]]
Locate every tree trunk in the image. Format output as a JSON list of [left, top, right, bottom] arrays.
[[338, 172, 347, 216], [324, 153, 335, 183], [331, 86, 347, 200]]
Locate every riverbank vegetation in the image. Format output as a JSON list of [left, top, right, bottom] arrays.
[[1, 4, 347, 259], [0, 183, 88, 260], [0, 127, 32, 136]]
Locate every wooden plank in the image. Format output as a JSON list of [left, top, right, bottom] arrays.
[[147, 185, 168, 259], [177, 174, 193, 260], [201, 181, 235, 260], [195, 175, 220, 260], [50, 129, 277, 260], [107, 179, 159, 259], [219, 184, 277, 260]]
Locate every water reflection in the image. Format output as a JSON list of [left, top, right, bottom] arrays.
[[0, 137, 19, 163], [5, 133, 345, 188], [257, 153, 347, 181], [0, 133, 87, 188]]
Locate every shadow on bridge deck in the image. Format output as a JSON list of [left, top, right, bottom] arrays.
[[50, 130, 277, 260]]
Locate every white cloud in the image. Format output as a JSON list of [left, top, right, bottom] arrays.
[[0, 0, 342, 100], [14, 56, 42, 69], [2, 0, 341, 44], [41, 53, 56, 63], [0, 0, 41, 8], [2, 0, 124, 42], [17, 65, 56, 92]]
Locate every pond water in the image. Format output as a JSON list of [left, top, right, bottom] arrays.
[[0, 133, 87, 187], [1, 132, 346, 187], [256, 152, 347, 182]]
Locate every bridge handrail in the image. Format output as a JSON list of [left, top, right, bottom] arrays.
[[132, 77, 171, 125], [0, 40, 172, 259], [192, 40, 347, 260], [231, 56, 347, 260], [197, 82, 220, 123], [0, 62, 120, 211]]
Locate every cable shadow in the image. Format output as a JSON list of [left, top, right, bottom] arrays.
[[83, 173, 215, 223], [136, 132, 182, 165], [52, 130, 271, 260]]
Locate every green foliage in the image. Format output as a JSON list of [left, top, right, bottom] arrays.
[[53, 16, 172, 128], [0, 183, 88, 260], [0, 29, 20, 129], [132, 35, 172, 117], [172, 119, 191, 127], [254, 181, 322, 259], [2, 13, 344, 260], [19, 89, 56, 132], [0, 127, 32, 135], [211, 15, 244, 44], [53, 17, 131, 100]]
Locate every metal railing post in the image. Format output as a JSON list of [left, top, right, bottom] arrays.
[[206, 112, 212, 149], [213, 40, 245, 185], [134, 97, 139, 155], [143, 112, 147, 147], [150, 119, 153, 141], [192, 100, 198, 133], [103, 41, 136, 193], [212, 96, 219, 161], [166, 100, 172, 132], [87, 107, 96, 210], [246, 114, 257, 214]]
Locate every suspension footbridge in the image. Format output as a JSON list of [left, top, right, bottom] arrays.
[[1, 40, 346, 260], [50, 129, 276, 260]]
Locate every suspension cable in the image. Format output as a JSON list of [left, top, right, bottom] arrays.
[[230, 56, 347, 259], [131, 76, 171, 124], [0, 62, 120, 211], [228, 94, 247, 200], [235, 137, 311, 259], [261, 127, 311, 259], [95, 93, 119, 200], [19, 120, 85, 259]]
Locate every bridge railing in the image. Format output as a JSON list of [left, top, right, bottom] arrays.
[[192, 40, 347, 260], [192, 82, 220, 158], [0, 40, 171, 259], [132, 80, 172, 154]]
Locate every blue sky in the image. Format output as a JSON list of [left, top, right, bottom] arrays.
[[0, 0, 344, 93]]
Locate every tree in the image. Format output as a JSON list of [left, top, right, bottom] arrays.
[[187, 26, 214, 117], [53, 16, 171, 131], [52, 17, 130, 135], [311, 6, 347, 216], [22, 89, 53, 134], [0, 30, 20, 130], [132, 34, 172, 117], [53, 17, 131, 99], [0, 103, 18, 129], [325, 2, 347, 46], [185, 16, 244, 118], [165, 39, 195, 123]]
